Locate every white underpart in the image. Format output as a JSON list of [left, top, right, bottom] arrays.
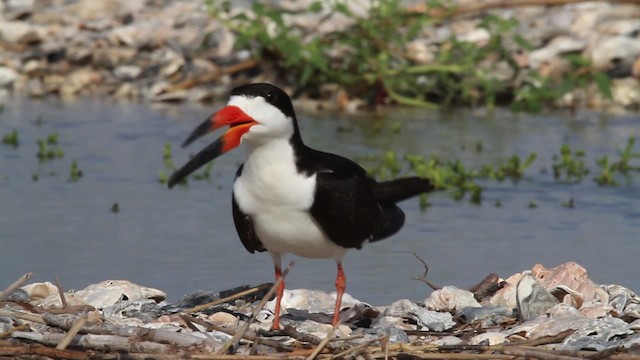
[[230, 96, 348, 262]]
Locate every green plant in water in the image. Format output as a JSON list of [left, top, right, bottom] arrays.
[[69, 160, 83, 182], [552, 144, 588, 182], [2, 129, 19, 147], [482, 153, 537, 182], [36, 135, 64, 161]]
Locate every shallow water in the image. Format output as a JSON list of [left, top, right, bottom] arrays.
[[1, 97, 639, 305]]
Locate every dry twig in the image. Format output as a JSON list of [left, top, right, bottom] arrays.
[[185, 284, 268, 313], [55, 277, 69, 308], [0, 272, 33, 299], [411, 253, 441, 291]]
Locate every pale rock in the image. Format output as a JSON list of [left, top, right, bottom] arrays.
[[66, 0, 145, 21], [384, 299, 419, 317], [590, 36, 640, 76], [0, 20, 42, 43], [490, 272, 524, 309], [75, 280, 165, 309], [425, 286, 481, 312], [410, 307, 455, 331], [208, 312, 239, 326], [578, 302, 618, 318], [265, 289, 362, 316], [21, 282, 58, 302], [528, 36, 586, 69], [430, 336, 463, 346], [469, 332, 508, 345], [598, 19, 640, 37], [295, 319, 352, 338], [612, 78, 640, 107], [0, 66, 18, 87], [114, 65, 142, 80]]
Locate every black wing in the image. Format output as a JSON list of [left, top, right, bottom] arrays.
[[232, 165, 266, 254], [311, 172, 384, 249]]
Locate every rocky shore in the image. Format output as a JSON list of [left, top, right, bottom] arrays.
[[0, 0, 640, 111], [1, 261, 639, 359]]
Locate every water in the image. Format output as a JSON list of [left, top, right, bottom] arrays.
[[1, 97, 639, 305]]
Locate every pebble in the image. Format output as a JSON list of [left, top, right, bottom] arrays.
[[424, 286, 481, 312], [0, 0, 637, 109], [1, 261, 637, 356]]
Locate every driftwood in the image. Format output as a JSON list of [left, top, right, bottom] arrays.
[[0, 273, 32, 299]]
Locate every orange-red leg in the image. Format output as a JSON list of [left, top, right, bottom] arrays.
[[332, 263, 346, 326], [271, 265, 285, 330]]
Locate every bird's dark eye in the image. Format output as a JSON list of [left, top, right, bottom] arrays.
[[265, 91, 278, 104]]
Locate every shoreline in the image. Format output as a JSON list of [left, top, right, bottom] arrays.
[[0, 1, 639, 112]]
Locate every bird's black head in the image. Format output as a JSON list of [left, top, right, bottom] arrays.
[[230, 83, 297, 121]]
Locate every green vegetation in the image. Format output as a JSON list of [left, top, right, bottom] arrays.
[[552, 144, 588, 183], [207, 0, 611, 111], [69, 160, 83, 182], [2, 129, 19, 147], [36, 132, 64, 161], [359, 137, 639, 209]]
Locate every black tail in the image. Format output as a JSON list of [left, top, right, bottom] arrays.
[[373, 177, 435, 204]]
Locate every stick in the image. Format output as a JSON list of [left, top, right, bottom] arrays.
[[411, 253, 441, 290], [55, 277, 68, 308], [185, 285, 266, 313], [0, 272, 33, 298], [306, 319, 341, 360], [0, 324, 30, 338], [0, 309, 46, 324], [217, 261, 294, 355], [331, 339, 375, 360], [56, 314, 88, 350]]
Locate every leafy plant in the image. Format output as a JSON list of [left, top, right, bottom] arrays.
[[207, 0, 613, 110], [36, 133, 64, 161], [2, 129, 19, 147], [69, 160, 83, 182], [552, 144, 588, 182]]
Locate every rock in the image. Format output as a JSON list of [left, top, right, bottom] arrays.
[[0, 67, 18, 87], [264, 289, 362, 317], [384, 299, 420, 317], [561, 317, 634, 351], [430, 336, 463, 346], [0, 20, 42, 44], [590, 36, 640, 77], [507, 303, 591, 339], [295, 319, 352, 338], [114, 65, 142, 80], [469, 332, 508, 345], [409, 307, 455, 331], [76, 280, 166, 309], [66, 0, 146, 21], [208, 312, 239, 326], [425, 286, 481, 312], [457, 305, 514, 325], [21, 282, 59, 302], [516, 273, 558, 321], [612, 78, 640, 108], [532, 263, 609, 306]]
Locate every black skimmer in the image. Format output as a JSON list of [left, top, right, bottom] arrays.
[[168, 83, 435, 330]]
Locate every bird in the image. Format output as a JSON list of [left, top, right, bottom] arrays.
[[168, 83, 435, 330]]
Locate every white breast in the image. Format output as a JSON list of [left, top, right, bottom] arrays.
[[233, 139, 347, 260]]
